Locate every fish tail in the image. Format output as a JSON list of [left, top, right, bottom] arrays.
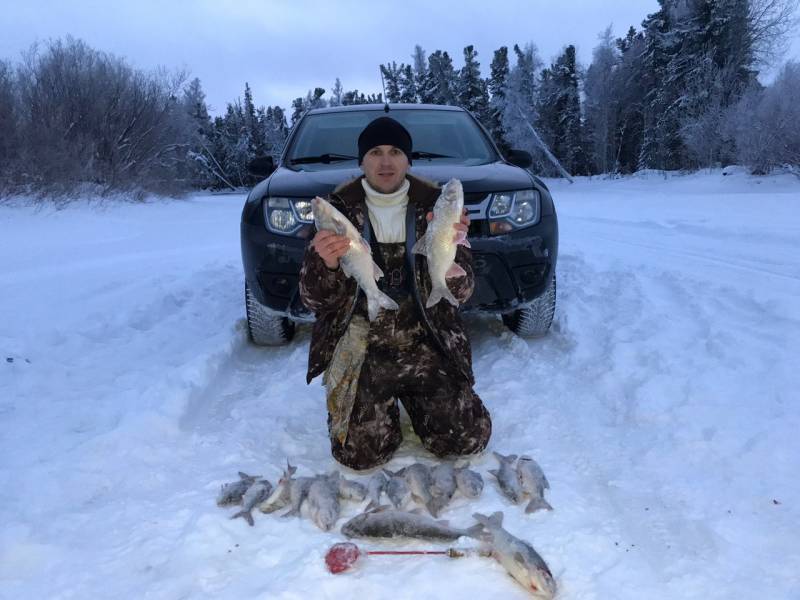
[[231, 509, 254, 526], [366, 290, 399, 321], [425, 284, 459, 308], [525, 498, 554, 513]]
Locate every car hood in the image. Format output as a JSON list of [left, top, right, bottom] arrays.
[[261, 161, 536, 200]]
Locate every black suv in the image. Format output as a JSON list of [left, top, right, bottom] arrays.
[[240, 104, 558, 344]]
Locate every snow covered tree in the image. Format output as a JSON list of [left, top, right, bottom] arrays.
[[609, 27, 647, 173], [380, 62, 403, 102], [536, 45, 587, 175], [262, 105, 289, 161], [180, 77, 218, 188], [501, 43, 546, 169], [412, 45, 427, 103], [584, 27, 619, 173], [329, 78, 343, 107], [0, 60, 18, 188], [488, 46, 510, 151], [399, 65, 417, 103], [421, 50, 458, 105], [457, 45, 490, 127], [727, 60, 800, 173]]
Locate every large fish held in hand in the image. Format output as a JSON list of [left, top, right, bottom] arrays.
[[412, 178, 471, 308], [312, 196, 399, 321]]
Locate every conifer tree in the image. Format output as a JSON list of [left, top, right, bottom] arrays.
[[457, 45, 490, 127], [488, 46, 510, 150]]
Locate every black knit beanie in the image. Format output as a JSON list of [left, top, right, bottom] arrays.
[[357, 117, 413, 165]]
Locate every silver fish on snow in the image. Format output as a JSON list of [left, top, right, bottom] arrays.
[[490, 452, 525, 505], [281, 475, 315, 518], [412, 178, 470, 307], [401, 463, 435, 512], [473, 512, 557, 599], [216, 471, 262, 507], [307, 473, 341, 531], [230, 480, 273, 526], [517, 456, 553, 514], [258, 462, 296, 514], [454, 465, 484, 499], [427, 463, 457, 517], [338, 477, 368, 502], [365, 471, 388, 510], [312, 196, 399, 321], [341, 507, 483, 542], [383, 468, 412, 509]]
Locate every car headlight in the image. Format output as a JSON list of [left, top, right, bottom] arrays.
[[488, 189, 541, 234], [264, 197, 314, 236]]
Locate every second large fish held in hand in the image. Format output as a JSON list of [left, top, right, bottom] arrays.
[[412, 178, 471, 308], [312, 196, 399, 321]]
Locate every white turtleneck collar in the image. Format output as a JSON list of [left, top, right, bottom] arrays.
[[361, 177, 409, 243], [361, 177, 410, 206]]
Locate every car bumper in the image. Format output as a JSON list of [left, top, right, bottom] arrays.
[[241, 212, 558, 321]]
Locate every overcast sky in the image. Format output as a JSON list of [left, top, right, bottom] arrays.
[[2, 0, 798, 116]]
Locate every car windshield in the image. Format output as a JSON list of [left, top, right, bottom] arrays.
[[286, 109, 498, 171]]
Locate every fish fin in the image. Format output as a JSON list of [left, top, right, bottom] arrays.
[[445, 262, 467, 279], [513, 552, 527, 566], [411, 233, 429, 256], [409, 507, 425, 516], [382, 468, 397, 478], [464, 523, 488, 540], [366, 290, 399, 321], [457, 236, 471, 248], [231, 510, 254, 527], [281, 508, 300, 519], [425, 285, 459, 308], [492, 451, 504, 462], [488, 469, 499, 478], [489, 511, 504, 526], [238, 471, 258, 480], [368, 504, 392, 513], [373, 262, 384, 281], [360, 238, 370, 253], [286, 461, 297, 476]]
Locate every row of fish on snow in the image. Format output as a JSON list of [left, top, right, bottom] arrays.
[[215, 452, 556, 598], [216, 452, 551, 529]]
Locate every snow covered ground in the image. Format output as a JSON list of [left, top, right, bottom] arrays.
[[1, 169, 799, 599]]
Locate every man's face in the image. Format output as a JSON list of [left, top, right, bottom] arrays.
[[361, 145, 410, 193]]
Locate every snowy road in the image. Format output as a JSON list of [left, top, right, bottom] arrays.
[[2, 170, 799, 599]]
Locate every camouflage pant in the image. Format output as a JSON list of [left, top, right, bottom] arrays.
[[328, 243, 492, 471]]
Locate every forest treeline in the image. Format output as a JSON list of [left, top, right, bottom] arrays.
[[0, 0, 798, 197]]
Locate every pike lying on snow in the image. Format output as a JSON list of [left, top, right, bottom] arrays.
[[312, 196, 398, 321], [412, 178, 470, 307]]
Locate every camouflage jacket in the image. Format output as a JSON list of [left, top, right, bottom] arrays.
[[299, 173, 475, 385]]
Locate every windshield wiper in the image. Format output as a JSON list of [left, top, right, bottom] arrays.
[[411, 150, 454, 160], [289, 153, 358, 165]]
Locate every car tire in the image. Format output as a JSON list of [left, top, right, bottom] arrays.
[[245, 283, 296, 345], [502, 272, 556, 338]]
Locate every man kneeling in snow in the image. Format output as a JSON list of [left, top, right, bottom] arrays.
[[299, 116, 492, 470]]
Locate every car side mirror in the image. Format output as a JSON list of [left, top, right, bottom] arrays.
[[506, 149, 533, 169], [248, 156, 276, 178]]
